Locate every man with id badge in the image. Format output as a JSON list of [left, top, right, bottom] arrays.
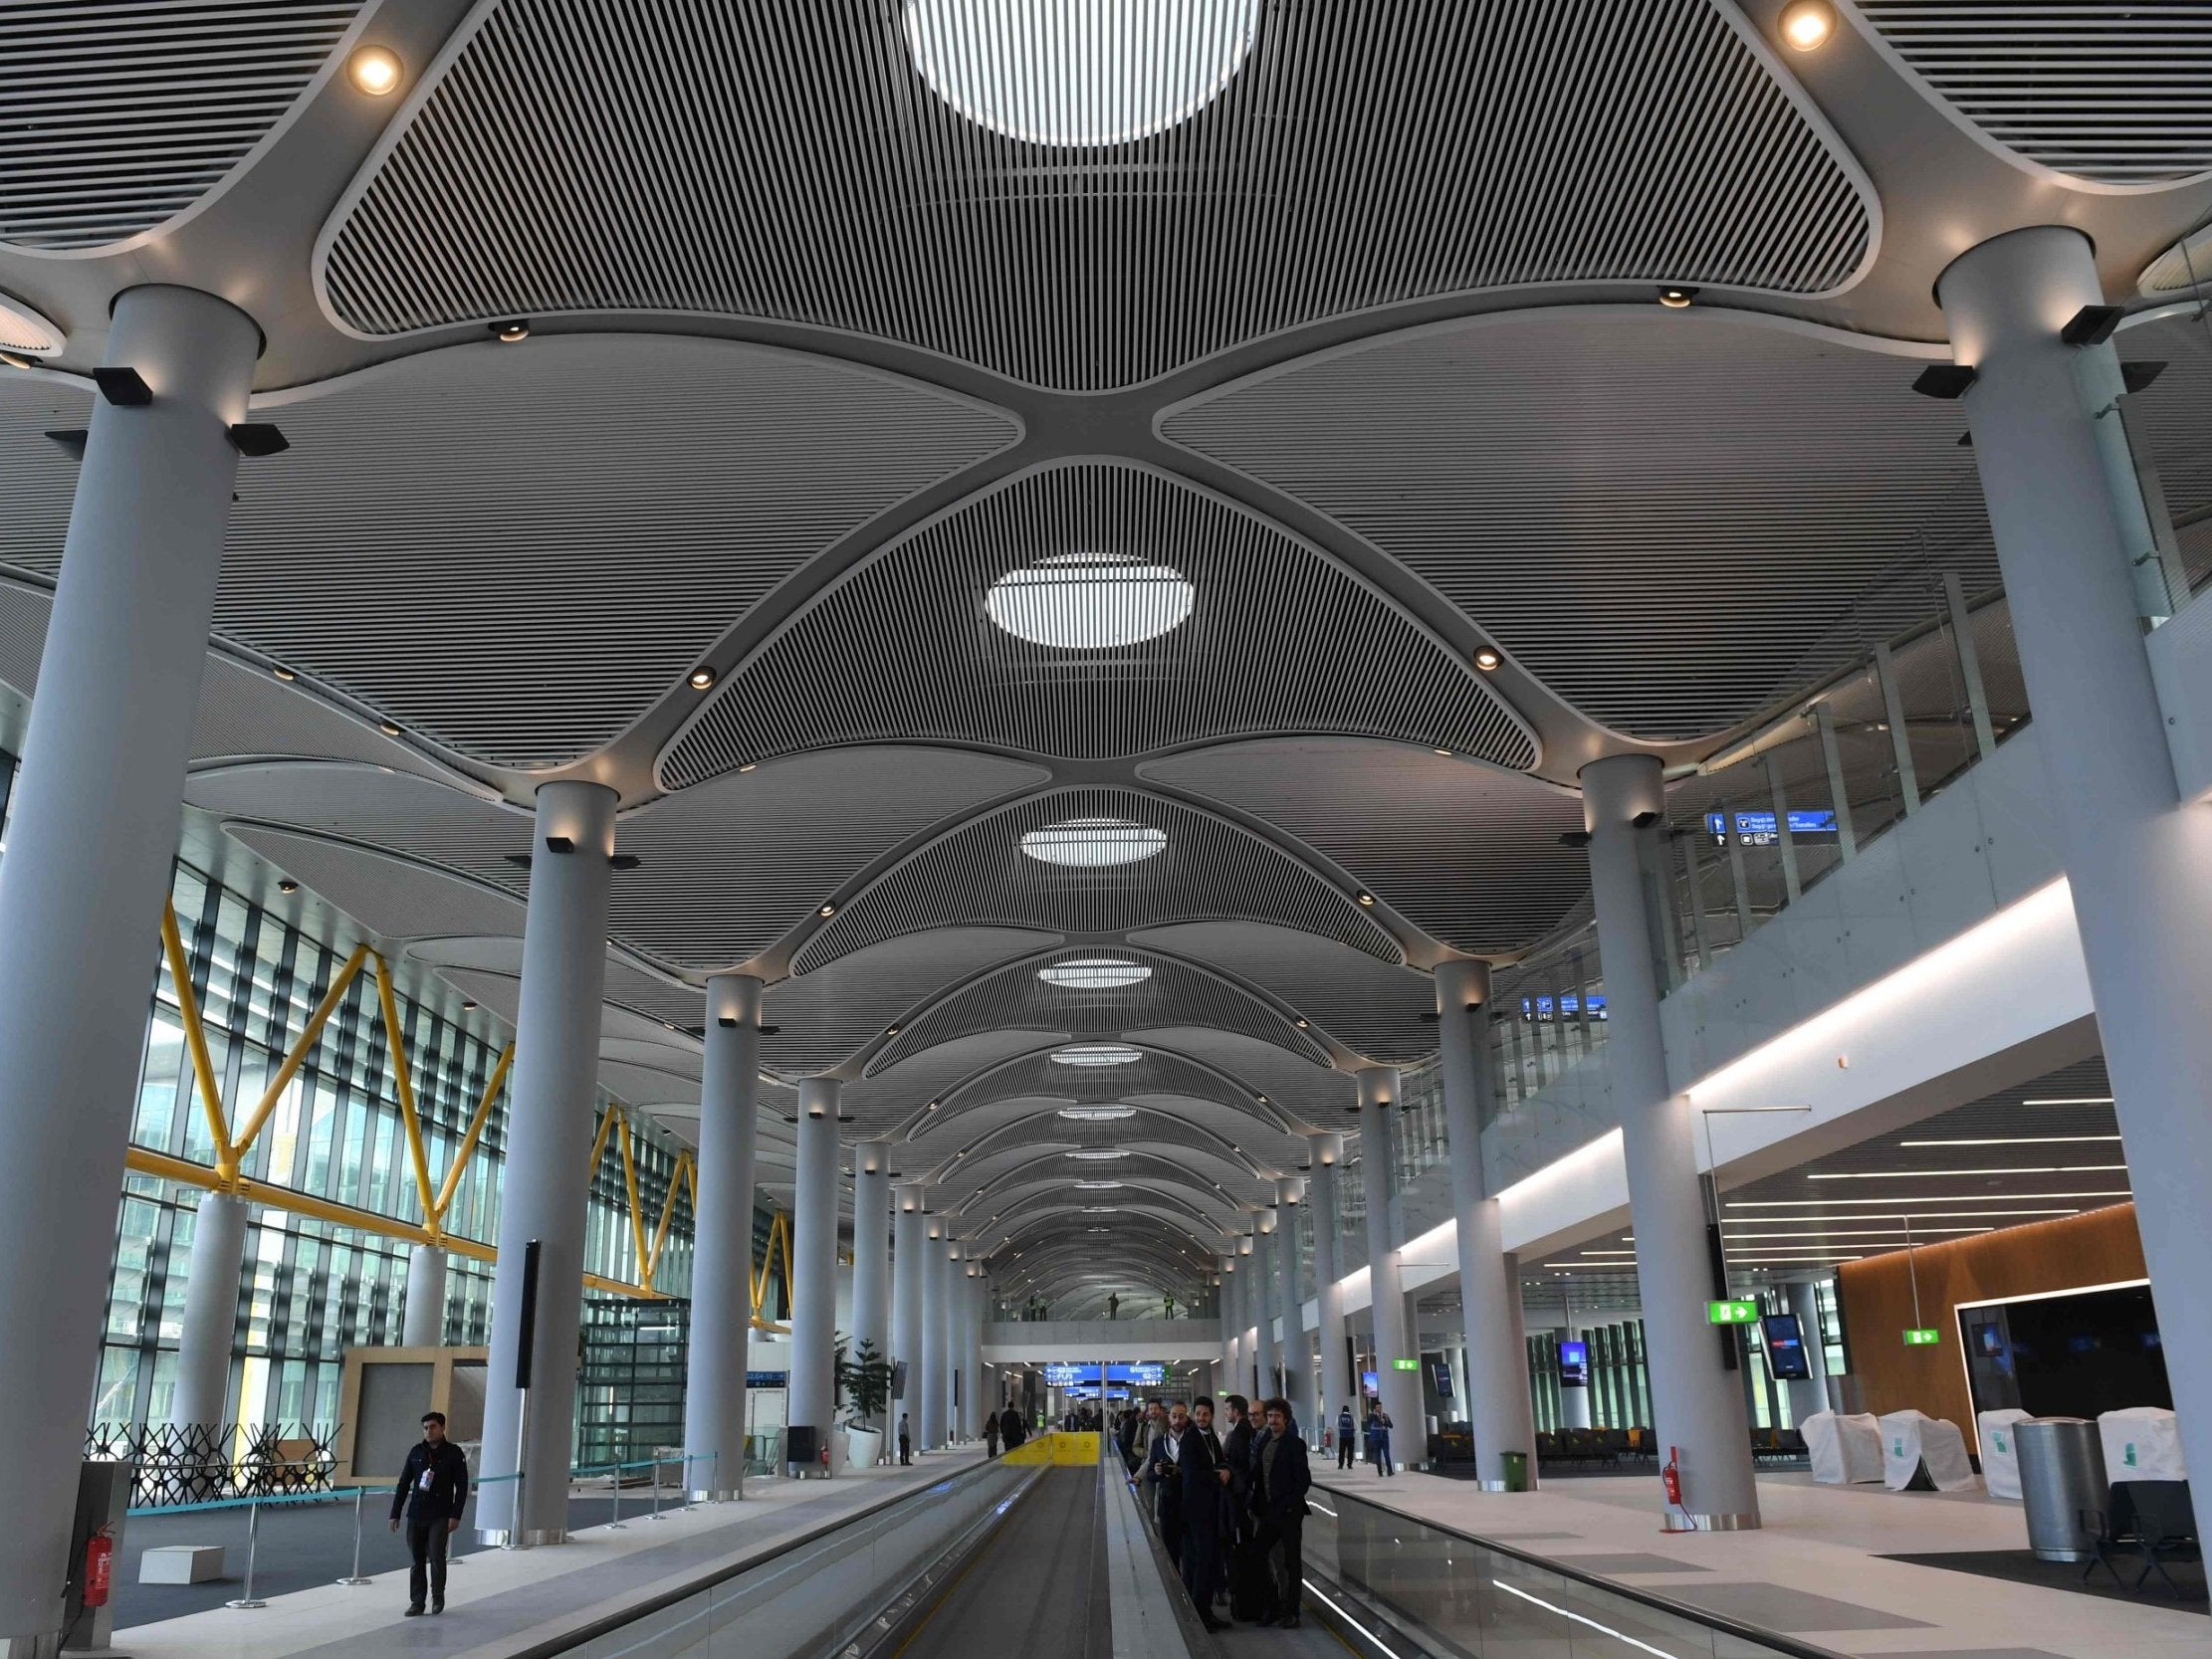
[[389, 1410, 470, 1615]]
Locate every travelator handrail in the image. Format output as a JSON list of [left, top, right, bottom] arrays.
[[1314, 1480, 1852, 1659], [513, 1455, 1028, 1659]]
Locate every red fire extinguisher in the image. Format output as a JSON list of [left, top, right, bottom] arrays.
[[1660, 1446, 1683, 1510], [83, 1526, 113, 1609]]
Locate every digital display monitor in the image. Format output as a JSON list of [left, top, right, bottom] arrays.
[[747, 1370, 789, 1389], [1761, 1314, 1812, 1381], [1705, 808, 1839, 846], [1520, 992, 1607, 1022], [1429, 1358, 1452, 1397], [1360, 1369, 1380, 1394], [1557, 1340, 1588, 1387], [1041, 1361, 1168, 1388]]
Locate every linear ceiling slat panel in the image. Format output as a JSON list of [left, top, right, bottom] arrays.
[[793, 784, 1396, 973], [1855, 2, 2212, 187], [319, 0, 1872, 389], [1164, 312, 2000, 739], [0, 1, 361, 250], [663, 463, 1532, 781], [1132, 920, 1437, 1067], [1144, 738, 1592, 953]]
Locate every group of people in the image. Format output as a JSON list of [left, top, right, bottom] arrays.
[[1331, 1401, 1398, 1475], [1120, 1394, 1311, 1632]]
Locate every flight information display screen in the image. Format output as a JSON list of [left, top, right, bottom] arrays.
[[1041, 1361, 1167, 1387]]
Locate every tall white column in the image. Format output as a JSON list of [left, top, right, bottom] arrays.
[[1436, 959, 1539, 1490], [1309, 1136, 1353, 1431], [1584, 754, 1758, 1529], [963, 1267, 985, 1442], [789, 1079, 841, 1464], [1940, 224, 2212, 1542], [1360, 1069, 1425, 1460], [684, 973, 761, 1498], [1218, 1253, 1240, 1385], [851, 1143, 891, 1410], [402, 1241, 447, 1348], [173, 1193, 249, 1432], [480, 780, 618, 1543], [945, 1241, 967, 1440], [1274, 1176, 1313, 1437], [0, 285, 257, 1641], [1250, 1212, 1278, 1399], [1785, 1279, 1833, 1423], [1237, 1233, 1257, 1397], [922, 1220, 950, 1447], [892, 1184, 927, 1435]]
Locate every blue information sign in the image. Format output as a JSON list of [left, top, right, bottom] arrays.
[[1705, 808, 1839, 846]]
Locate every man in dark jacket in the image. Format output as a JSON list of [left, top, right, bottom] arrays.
[[1336, 1402, 1357, 1470], [998, 1403, 1027, 1450], [1179, 1397, 1231, 1631], [1219, 1394, 1256, 1548], [1144, 1402, 1190, 1566], [1249, 1397, 1311, 1629], [389, 1411, 468, 1616]]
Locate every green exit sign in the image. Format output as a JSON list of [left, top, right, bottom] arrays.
[[1706, 1300, 1759, 1326], [1392, 1357, 1419, 1371], [1903, 1328, 1942, 1347]]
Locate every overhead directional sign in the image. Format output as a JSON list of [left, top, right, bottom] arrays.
[[1391, 1357, 1419, 1371], [1706, 1300, 1759, 1326], [1902, 1328, 1942, 1347]]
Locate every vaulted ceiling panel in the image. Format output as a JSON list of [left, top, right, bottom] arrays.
[[227, 829, 525, 941], [1132, 921, 1436, 1066], [319, 0, 1871, 388], [663, 464, 1532, 782], [1163, 311, 1998, 739]]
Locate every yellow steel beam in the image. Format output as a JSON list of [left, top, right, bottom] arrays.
[[615, 1112, 651, 1276], [160, 901, 235, 1177], [585, 1102, 619, 1183], [231, 943, 370, 1158], [643, 1150, 691, 1287], [373, 955, 438, 1228], [431, 1043, 513, 1224]]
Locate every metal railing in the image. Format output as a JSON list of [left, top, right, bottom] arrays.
[[87, 1420, 340, 1507]]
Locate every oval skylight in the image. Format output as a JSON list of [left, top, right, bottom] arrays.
[[1075, 1178, 1126, 1189], [903, 0, 1259, 149], [1038, 956, 1153, 989], [1069, 1148, 1132, 1160], [1059, 1104, 1137, 1121], [986, 555, 1195, 648], [1021, 819, 1168, 868], [1053, 1043, 1144, 1066]]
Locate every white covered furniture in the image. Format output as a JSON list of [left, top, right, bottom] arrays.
[[1977, 1408, 2034, 1500], [1880, 1409, 1977, 1492], [139, 1544, 224, 1584], [1803, 1410, 1884, 1485], [2100, 1407, 2187, 1483]]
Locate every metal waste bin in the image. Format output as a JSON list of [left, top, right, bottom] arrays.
[[1496, 1451, 1530, 1493], [2016, 1417, 2107, 1562]]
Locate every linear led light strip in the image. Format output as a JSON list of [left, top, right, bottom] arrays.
[[1730, 1191, 2128, 1206], [1300, 1578, 1405, 1659], [1490, 1579, 1685, 1659], [1897, 1135, 2121, 1147], [2023, 1097, 2114, 1106], [1810, 1164, 2124, 1179], [1723, 1210, 2079, 1224]]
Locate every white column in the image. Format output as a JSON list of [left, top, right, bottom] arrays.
[[0, 284, 256, 1642], [789, 1079, 841, 1464], [1436, 959, 1539, 1489], [1274, 1176, 1313, 1437], [1785, 1279, 1833, 1423], [851, 1143, 891, 1409], [1218, 1253, 1239, 1384], [1309, 1136, 1353, 1430], [1584, 754, 1758, 1529], [922, 1220, 950, 1447], [684, 973, 761, 1498], [892, 1184, 927, 1434], [1360, 1069, 1426, 1463], [402, 1241, 448, 1348], [173, 1193, 250, 1432], [1250, 1211, 1278, 1399], [963, 1267, 984, 1443], [479, 780, 618, 1543], [1940, 224, 2212, 1542], [1237, 1233, 1257, 1398]]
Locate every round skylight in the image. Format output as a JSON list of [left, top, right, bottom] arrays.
[[903, 0, 1259, 148], [1053, 1043, 1144, 1066], [1059, 1104, 1138, 1121], [986, 554, 1195, 648], [1021, 819, 1168, 868], [1069, 1148, 1132, 1160], [1038, 956, 1153, 989]]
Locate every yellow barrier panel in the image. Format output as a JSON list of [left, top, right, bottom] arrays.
[[1000, 1431, 1101, 1467]]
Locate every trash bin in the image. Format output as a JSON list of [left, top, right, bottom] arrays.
[[1497, 1451, 1530, 1493], [2016, 1417, 2107, 1562]]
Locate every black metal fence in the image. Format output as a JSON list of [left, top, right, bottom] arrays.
[[85, 1421, 341, 1508]]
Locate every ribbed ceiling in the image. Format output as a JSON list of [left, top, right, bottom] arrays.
[[0, 1, 360, 250], [762, 928, 1063, 1077], [662, 463, 1533, 782], [318, 0, 1872, 388], [1856, 2, 2212, 187], [228, 829, 525, 941], [792, 785, 1396, 972], [1144, 738, 1591, 953], [1132, 921, 1436, 1066], [935, 1042, 1286, 1130], [1164, 311, 1999, 740]]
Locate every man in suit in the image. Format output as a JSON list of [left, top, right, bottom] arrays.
[[1144, 1401, 1191, 1567], [1178, 1397, 1231, 1631], [1219, 1393, 1256, 1549], [1249, 1397, 1312, 1629]]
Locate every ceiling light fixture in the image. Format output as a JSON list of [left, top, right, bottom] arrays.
[[347, 44, 404, 96], [1038, 957, 1152, 989], [986, 554, 1195, 648], [818, 903, 837, 918], [1058, 1105, 1137, 1121], [1473, 647, 1502, 671], [277, 880, 299, 895], [1021, 817, 1168, 867], [492, 319, 531, 343], [688, 666, 717, 691], [1896, 1135, 2122, 1148], [1778, 0, 1836, 51], [2023, 1097, 2115, 1107], [1070, 1149, 1131, 1160], [461, 999, 478, 1011], [1810, 1164, 2126, 1179], [1657, 286, 1698, 309], [737, 762, 758, 773], [1356, 893, 1376, 907], [271, 666, 297, 683], [378, 722, 400, 737], [1053, 1043, 1142, 1066]]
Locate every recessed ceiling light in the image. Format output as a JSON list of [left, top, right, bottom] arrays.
[[1356, 892, 1376, 907], [1021, 817, 1167, 867], [461, 999, 478, 1011], [1039, 957, 1152, 989], [277, 879, 299, 895], [1779, 0, 1836, 51], [818, 903, 837, 918], [1434, 748, 1452, 757], [272, 666, 297, 682], [378, 722, 400, 737], [492, 319, 531, 343], [986, 555, 1195, 648], [1473, 647, 1502, 671], [347, 44, 404, 96], [1059, 1105, 1137, 1121], [1053, 1043, 1143, 1066], [1657, 286, 1698, 309], [688, 666, 717, 691], [927, 1101, 940, 1111], [738, 762, 758, 773]]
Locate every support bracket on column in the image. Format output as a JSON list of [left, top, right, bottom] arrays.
[[226, 423, 289, 457], [92, 366, 151, 406]]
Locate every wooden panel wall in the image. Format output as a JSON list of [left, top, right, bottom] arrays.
[[1835, 1203, 2146, 1431]]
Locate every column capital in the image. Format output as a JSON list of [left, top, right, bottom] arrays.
[[705, 971, 765, 1025], [1253, 1206, 1278, 1235], [797, 1075, 840, 1118], [1307, 1132, 1345, 1167], [1274, 1175, 1306, 1207], [1434, 957, 1491, 1011], [894, 1179, 930, 1210], [1579, 752, 1663, 828], [1356, 1066, 1399, 1113], [854, 1139, 891, 1175], [1934, 224, 2101, 366]]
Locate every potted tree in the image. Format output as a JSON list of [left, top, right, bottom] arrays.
[[836, 1338, 894, 1470]]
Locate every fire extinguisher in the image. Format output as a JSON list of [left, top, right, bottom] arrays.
[[1660, 1446, 1683, 1510], [83, 1526, 113, 1609]]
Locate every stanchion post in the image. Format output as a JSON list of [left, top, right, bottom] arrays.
[[607, 1464, 624, 1530], [335, 1486, 372, 1585], [225, 1500, 268, 1608], [647, 1455, 663, 1522]]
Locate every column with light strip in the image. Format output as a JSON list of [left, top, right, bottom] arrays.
[[1360, 1068, 1425, 1461], [1250, 1210, 1278, 1399], [788, 1078, 841, 1470], [1308, 1135, 1353, 1433], [850, 1141, 891, 1461], [892, 1183, 927, 1449], [1274, 1175, 1313, 1437], [685, 972, 762, 1498], [922, 1218, 950, 1447]]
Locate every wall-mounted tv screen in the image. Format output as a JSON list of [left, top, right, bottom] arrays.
[[1558, 1340, 1589, 1387], [1761, 1314, 1812, 1381]]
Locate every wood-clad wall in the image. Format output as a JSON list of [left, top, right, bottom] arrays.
[[1835, 1203, 2146, 1430]]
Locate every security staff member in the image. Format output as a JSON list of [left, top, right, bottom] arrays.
[[389, 1410, 469, 1616]]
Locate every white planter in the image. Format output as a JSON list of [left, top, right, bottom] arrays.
[[844, 1426, 883, 1471]]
